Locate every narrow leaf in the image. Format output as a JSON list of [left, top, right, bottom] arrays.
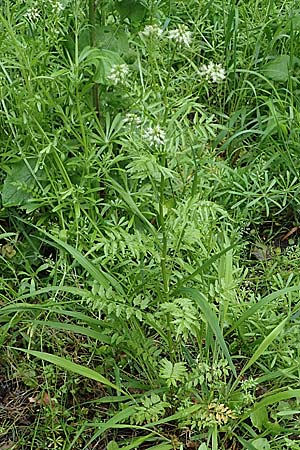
[[14, 217, 124, 294], [40, 235, 123, 293], [178, 287, 236, 376], [241, 389, 300, 421], [84, 406, 137, 446], [30, 320, 111, 343], [240, 317, 288, 376], [175, 243, 236, 290], [107, 178, 156, 237], [16, 349, 125, 393], [227, 285, 300, 334]]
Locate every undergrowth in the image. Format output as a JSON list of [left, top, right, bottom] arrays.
[[1, 0, 300, 449]]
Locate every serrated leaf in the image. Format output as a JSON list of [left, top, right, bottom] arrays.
[[159, 359, 187, 387]]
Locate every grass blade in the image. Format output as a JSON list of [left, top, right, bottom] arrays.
[[15, 217, 124, 294], [107, 178, 157, 237], [227, 285, 300, 334], [16, 349, 126, 394], [83, 406, 137, 448], [241, 389, 300, 421], [40, 235, 124, 294], [239, 317, 289, 377], [178, 287, 236, 376], [175, 243, 237, 289], [30, 320, 111, 343]]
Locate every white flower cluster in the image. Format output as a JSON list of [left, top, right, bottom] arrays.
[[25, 7, 41, 22], [141, 23, 192, 47], [107, 64, 129, 85], [141, 24, 163, 38], [199, 62, 226, 83], [49, 0, 64, 13], [124, 113, 142, 126], [143, 125, 166, 147], [167, 24, 192, 47]]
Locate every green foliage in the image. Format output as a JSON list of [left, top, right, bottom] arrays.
[[159, 359, 187, 388], [2, 159, 45, 208], [1, 0, 300, 448], [131, 393, 170, 424]]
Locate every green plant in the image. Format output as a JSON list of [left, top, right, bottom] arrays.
[[1, 0, 300, 449]]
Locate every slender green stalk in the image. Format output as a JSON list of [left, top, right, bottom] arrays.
[[89, 0, 101, 119], [158, 46, 177, 298], [158, 155, 169, 297]]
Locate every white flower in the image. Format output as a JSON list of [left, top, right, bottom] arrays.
[[25, 7, 41, 22], [49, 0, 64, 12], [143, 125, 166, 147], [199, 62, 226, 83], [107, 64, 129, 85], [167, 25, 192, 47], [141, 24, 163, 38], [124, 113, 142, 126]]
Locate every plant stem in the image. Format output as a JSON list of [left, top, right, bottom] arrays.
[[159, 155, 169, 298], [158, 46, 177, 297], [89, 0, 101, 119]]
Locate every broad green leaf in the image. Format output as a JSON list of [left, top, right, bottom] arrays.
[[2, 159, 44, 207], [178, 287, 236, 376], [77, 46, 126, 85], [93, 49, 125, 84], [252, 438, 270, 450], [17, 349, 126, 393], [107, 441, 120, 450], [115, 0, 147, 22], [198, 445, 208, 450], [262, 55, 290, 81], [78, 46, 104, 64], [97, 26, 129, 54], [250, 406, 269, 431]]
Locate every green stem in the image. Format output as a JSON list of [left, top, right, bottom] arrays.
[[212, 425, 218, 450], [158, 45, 177, 295], [88, 0, 97, 47], [159, 155, 169, 297], [89, 0, 101, 119]]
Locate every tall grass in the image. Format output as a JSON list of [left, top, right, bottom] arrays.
[[1, 0, 300, 449]]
